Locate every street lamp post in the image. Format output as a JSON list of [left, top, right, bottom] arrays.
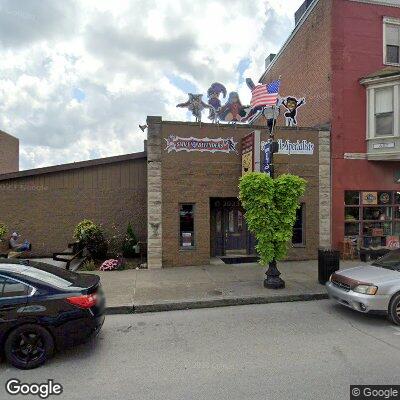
[[263, 105, 285, 289]]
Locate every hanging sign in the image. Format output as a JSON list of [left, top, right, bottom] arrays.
[[241, 131, 260, 176], [164, 135, 237, 154], [262, 140, 272, 174]]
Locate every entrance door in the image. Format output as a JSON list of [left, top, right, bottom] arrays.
[[210, 198, 248, 256], [224, 207, 247, 255]]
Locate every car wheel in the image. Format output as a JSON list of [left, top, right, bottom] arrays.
[[4, 324, 54, 369], [388, 293, 400, 326]]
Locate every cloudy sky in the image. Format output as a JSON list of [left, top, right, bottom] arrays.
[[0, 0, 304, 170]]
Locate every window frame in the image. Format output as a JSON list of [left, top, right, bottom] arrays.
[[292, 203, 306, 247], [366, 81, 400, 140], [178, 203, 196, 250], [383, 17, 400, 67], [0, 274, 36, 300]]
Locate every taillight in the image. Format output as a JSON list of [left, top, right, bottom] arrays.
[[66, 294, 97, 309]]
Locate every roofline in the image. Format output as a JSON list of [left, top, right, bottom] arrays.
[[0, 151, 147, 182], [259, 0, 400, 83], [259, 0, 320, 83], [0, 129, 19, 142]]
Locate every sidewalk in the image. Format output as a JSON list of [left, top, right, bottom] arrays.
[[85, 259, 361, 314]]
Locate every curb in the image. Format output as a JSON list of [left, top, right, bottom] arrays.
[[104, 293, 328, 315]]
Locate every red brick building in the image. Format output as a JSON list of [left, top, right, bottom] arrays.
[[260, 0, 400, 252]]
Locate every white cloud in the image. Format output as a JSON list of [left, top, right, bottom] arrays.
[[0, 0, 304, 170]]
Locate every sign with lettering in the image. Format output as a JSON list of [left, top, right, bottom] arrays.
[[261, 139, 314, 155], [164, 135, 237, 154], [373, 142, 395, 149], [241, 132, 254, 176], [241, 131, 260, 176]]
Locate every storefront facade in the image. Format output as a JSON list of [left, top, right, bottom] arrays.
[[146, 117, 331, 268], [259, 0, 400, 253]]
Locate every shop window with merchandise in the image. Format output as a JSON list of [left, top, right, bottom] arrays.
[[344, 191, 400, 250]]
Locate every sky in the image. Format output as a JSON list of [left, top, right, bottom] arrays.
[[0, 0, 305, 170]]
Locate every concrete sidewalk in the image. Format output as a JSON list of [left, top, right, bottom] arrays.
[[86, 259, 361, 314]]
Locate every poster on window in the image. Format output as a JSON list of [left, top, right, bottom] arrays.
[[362, 192, 378, 205], [181, 232, 193, 247]]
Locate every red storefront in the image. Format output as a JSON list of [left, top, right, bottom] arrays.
[[260, 0, 400, 253]]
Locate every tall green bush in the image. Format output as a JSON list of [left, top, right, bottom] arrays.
[[239, 172, 307, 265], [73, 219, 108, 259]]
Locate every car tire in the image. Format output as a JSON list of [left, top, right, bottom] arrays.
[[4, 324, 54, 369], [388, 293, 400, 326]]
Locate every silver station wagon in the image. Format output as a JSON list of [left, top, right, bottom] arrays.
[[326, 249, 400, 325]]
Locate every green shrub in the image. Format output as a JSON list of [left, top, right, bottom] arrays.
[[122, 223, 138, 257], [80, 259, 97, 271], [73, 219, 97, 241], [239, 173, 307, 265], [0, 222, 7, 241], [73, 219, 108, 260]]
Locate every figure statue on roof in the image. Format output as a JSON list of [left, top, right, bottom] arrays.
[[176, 94, 210, 122], [206, 82, 227, 122]]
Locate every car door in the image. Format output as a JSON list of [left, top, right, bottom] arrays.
[[0, 275, 30, 322]]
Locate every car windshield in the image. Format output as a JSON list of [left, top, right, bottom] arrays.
[[372, 249, 400, 271]]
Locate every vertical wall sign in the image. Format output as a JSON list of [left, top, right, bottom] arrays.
[[262, 140, 272, 175], [241, 131, 260, 176]]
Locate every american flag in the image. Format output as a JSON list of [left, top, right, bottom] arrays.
[[250, 79, 280, 108]]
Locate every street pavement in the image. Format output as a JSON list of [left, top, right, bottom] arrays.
[[1, 299, 399, 400]]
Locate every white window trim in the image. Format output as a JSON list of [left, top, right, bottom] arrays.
[[366, 82, 400, 140], [383, 17, 400, 67]]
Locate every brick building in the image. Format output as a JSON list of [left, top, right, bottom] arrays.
[[260, 0, 400, 253], [146, 118, 330, 268], [0, 129, 19, 175], [0, 119, 330, 268]]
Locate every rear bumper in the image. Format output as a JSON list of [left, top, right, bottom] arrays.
[[54, 313, 105, 349], [326, 282, 390, 314]]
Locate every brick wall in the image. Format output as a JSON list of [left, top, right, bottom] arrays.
[[159, 120, 324, 267], [260, 0, 333, 128], [0, 157, 147, 256], [0, 130, 19, 174]]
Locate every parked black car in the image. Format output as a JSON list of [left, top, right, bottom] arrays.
[[0, 259, 105, 369]]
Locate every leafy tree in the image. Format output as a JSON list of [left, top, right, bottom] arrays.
[[239, 173, 307, 266]]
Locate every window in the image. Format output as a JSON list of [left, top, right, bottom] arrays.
[[179, 204, 195, 248], [375, 87, 394, 136], [1, 278, 29, 298], [385, 20, 400, 65], [344, 191, 400, 248], [292, 204, 305, 246], [365, 83, 400, 140]]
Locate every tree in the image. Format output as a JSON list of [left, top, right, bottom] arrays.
[[239, 172, 307, 288]]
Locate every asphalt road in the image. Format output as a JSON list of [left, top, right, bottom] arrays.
[[1, 300, 399, 400]]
